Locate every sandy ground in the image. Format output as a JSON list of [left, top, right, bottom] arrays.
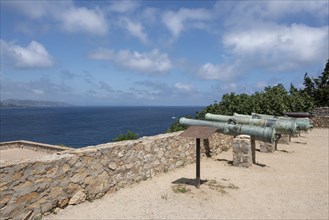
[[46, 128, 328, 219], [0, 148, 50, 163]]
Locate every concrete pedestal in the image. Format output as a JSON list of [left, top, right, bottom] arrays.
[[278, 134, 289, 145], [259, 142, 275, 153], [232, 135, 252, 168]]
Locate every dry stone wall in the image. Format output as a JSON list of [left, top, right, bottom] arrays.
[[0, 131, 232, 219], [311, 116, 329, 128], [311, 107, 329, 128]]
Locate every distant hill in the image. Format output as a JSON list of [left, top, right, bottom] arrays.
[[0, 99, 72, 108]]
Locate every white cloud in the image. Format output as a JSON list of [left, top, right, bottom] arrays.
[[32, 89, 44, 95], [120, 18, 148, 43], [1, 40, 54, 68], [58, 7, 108, 35], [223, 24, 328, 71], [216, 1, 328, 26], [89, 49, 172, 74], [174, 82, 194, 92], [162, 8, 214, 37], [3, 1, 71, 19], [3, 1, 108, 35], [109, 1, 139, 13], [198, 62, 237, 81], [259, 1, 328, 20]]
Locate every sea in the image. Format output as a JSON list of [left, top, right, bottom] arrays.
[[0, 106, 203, 148]]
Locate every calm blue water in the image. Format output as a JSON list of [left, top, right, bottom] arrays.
[[0, 106, 202, 148]]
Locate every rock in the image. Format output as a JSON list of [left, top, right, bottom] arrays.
[[69, 190, 86, 205], [118, 150, 125, 157], [12, 172, 22, 181], [144, 144, 151, 152], [125, 162, 134, 169], [0, 194, 11, 209], [62, 164, 70, 173], [67, 183, 82, 194], [22, 210, 33, 220], [58, 198, 69, 208], [0, 182, 8, 192], [14, 181, 33, 192], [48, 187, 63, 200], [70, 169, 88, 183], [108, 162, 117, 171], [14, 192, 39, 205], [53, 207, 61, 214], [175, 160, 184, 167]]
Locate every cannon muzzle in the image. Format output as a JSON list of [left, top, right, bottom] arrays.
[[179, 117, 280, 144]]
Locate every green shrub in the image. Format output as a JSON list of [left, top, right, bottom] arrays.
[[113, 130, 138, 142]]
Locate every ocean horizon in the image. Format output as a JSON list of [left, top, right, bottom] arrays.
[[0, 106, 203, 148]]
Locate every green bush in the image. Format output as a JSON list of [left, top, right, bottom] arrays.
[[166, 119, 188, 133], [113, 130, 138, 142]]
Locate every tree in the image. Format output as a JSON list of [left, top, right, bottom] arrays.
[[288, 84, 314, 112], [303, 59, 329, 107]]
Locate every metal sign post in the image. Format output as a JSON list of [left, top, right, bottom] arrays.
[[196, 138, 201, 188], [180, 126, 218, 188]]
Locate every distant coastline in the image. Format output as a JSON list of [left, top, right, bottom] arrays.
[[0, 99, 72, 108]]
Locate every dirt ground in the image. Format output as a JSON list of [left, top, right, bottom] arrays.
[[0, 148, 50, 164], [46, 128, 329, 219]]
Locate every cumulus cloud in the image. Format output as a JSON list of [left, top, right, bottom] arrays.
[[264, 1, 328, 19], [216, 1, 328, 26], [198, 62, 238, 81], [120, 18, 148, 43], [1, 40, 54, 68], [89, 48, 172, 74], [162, 8, 214, 37], [174, 82, 194, 92], [58, 7, 108, 35], [3, 1, 108, 35], [193, 0, 329, 83], [223, 24, 328, 71]]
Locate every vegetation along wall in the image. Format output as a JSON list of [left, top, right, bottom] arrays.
[[0, 131, 232, 219]]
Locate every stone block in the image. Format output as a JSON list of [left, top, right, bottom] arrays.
[[69, 190, 86, 205], [232, 135, 252, 168], [278, 134, 289, 145], [259, 142, 275, 153]]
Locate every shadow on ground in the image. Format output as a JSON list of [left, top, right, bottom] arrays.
[[171, 178, 207, 186]]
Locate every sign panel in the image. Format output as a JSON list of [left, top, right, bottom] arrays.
[[180, 126, 218, 139]]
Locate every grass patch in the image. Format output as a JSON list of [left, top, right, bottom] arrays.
[[205, 179, 239, 193], [172, 184, 191, 194]]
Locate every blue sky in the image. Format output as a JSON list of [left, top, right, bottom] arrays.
[[1, 0, 328, 106]]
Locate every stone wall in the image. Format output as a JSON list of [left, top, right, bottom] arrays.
[[0, 131, 232, 219], [0, 140, 71, 154], [312, 107, 329, 116], [311, 116, 329, 128]]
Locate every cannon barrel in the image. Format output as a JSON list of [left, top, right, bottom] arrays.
[[233, 113, 252, 118], [251, 113, 279, 119], [206, 113, 299, 135], [283, 112, 314, 118], [235, 112, 313, 132], [179, 117, 280, 143]]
